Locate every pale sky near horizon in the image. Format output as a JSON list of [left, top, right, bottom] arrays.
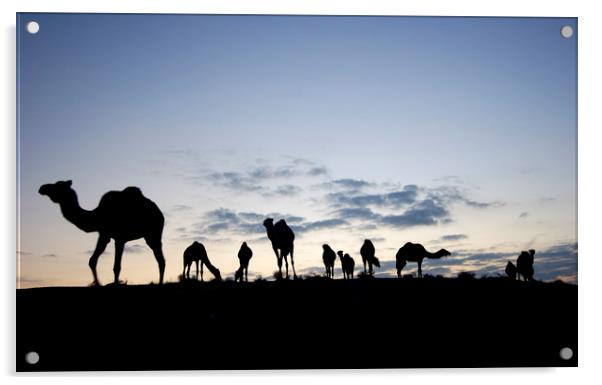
[[17, 14, 577, 287]]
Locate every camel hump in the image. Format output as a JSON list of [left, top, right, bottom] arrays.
[[123, 186, 143, 195], [274, 219, 295, 239]]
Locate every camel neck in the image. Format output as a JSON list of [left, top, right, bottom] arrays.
[[59, 195, 98, 233]]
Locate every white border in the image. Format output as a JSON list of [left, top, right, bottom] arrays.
[[2, 1, 601, 384]]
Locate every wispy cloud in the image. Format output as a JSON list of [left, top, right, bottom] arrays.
[[124, 244, 148, 254], [439, 234, 468, 242]]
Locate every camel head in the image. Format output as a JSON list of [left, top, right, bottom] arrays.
[[263, 218, 274, 229], [39, 180, 75, 203], [436, 249, 451, 258], [337, 250, 344, 258], [234, 269, 242, 282], [213, 269, 222, 281]]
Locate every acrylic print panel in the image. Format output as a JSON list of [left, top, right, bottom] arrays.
[[16, 13, 577, 371]]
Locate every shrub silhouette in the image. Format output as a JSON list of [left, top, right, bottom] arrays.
[[457, 271, 476, 280]]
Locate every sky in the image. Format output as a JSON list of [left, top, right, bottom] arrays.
[[17, 14, 577, 287]]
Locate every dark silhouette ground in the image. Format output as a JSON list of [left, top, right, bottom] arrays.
[[17, 277, 576, 371]]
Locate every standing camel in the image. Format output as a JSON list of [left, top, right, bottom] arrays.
[[234, 242, 253, 282], [516, 249, 535, 281], [395, 242, 450, 278], [39, 180, 166, 285], [183, 241, 222, 281], [322, 244, 337, 279], [360, 239, 380, 276], [337, 250, 355, 279], [263, 218, 296, 279]]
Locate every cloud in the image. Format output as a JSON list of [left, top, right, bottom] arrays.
[[328, 184, 419, 209], [42, 253, 58, 258], [205, 159, 330, 196], [171, 204, 193, 212], [519, 212, 528, 219], [331, 178, 373, 190], [293, 219, 349, 234], [427, 185, 504, 209], [335, 207, 379, 220], [263, 185, 303, 197], [381, 199, 449, 227], [184, 208, 345, 239], [209, 171, 264, 192], [440, 234, 468, 242], [307, 167, 329, 176], [124, 244, 148, 254]]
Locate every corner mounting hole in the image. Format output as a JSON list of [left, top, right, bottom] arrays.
[[25, 351, 39, 365], [26, 21, 40, 34], [560, 25, 573, 39], [559, 347, 573, 360]]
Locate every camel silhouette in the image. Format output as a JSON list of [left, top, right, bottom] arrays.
[[234, 242, 253, 282], [39, 180, 166, 285], [183, 241, 222, 281], [395, 242, 450, 278], [516, 249, 535, 281], [322, 244, 337, 279], [505, 260, 518, 280], [337, 250, 355, 279], [263, 218, 296, 279], [359, 239, 380, 275]]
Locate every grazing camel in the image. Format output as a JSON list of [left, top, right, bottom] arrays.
[[395, 242, 450, 278], [337, 250, 355, 279], [516, 249, 535, 281], [183, 241, 222, 281], [263, 218, 296, 279], [322, 244, 337, 278], [39, 180, 166, 285], [234, 242, 253, 282], [505, 261, 518, 280], [359, 239, 380, 275]]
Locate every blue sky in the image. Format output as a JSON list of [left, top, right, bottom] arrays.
[[17, 14, 577, 287]]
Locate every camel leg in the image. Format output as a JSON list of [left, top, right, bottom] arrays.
[[113, 240, 125, 284], [89, 236, 110, 285], [363, 259, 367, 274], [284, 256, 289, 279], [245, 267, 248, 282], [290, 250, 297, 279], [145, 237, 166, 284], [272, 246, 282, 277], [200, 262, 204, 282], [397, 260, 407, 278], [417, 260, 423, 278]]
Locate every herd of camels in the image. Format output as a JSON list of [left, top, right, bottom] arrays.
[[38, 180, 536, 285]]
